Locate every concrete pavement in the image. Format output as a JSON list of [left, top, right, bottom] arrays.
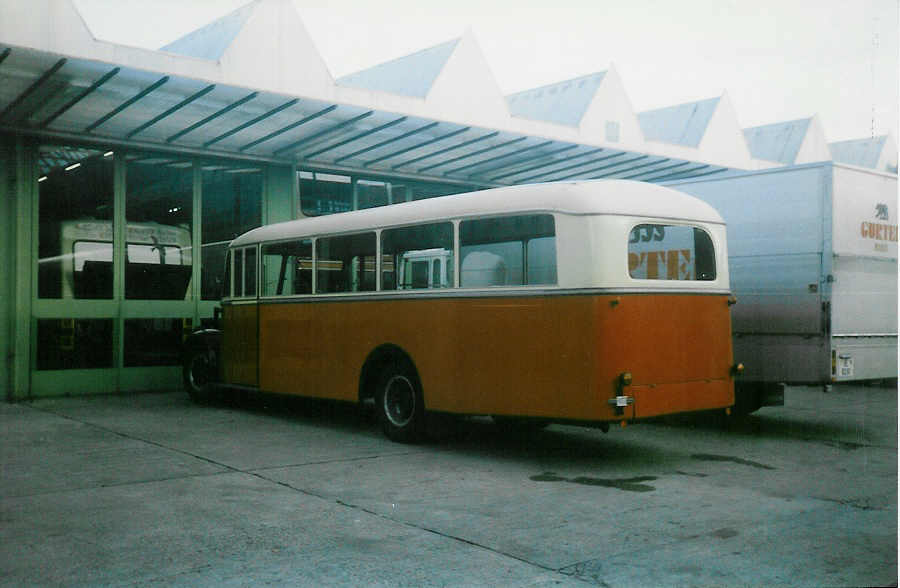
[[1, 384, 896, 586]]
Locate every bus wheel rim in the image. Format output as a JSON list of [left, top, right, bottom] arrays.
[[383, 374, 415, 428]]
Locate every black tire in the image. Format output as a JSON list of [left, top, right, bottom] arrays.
[[183, 346, 215, 403], [732, 383, 762, 416], [375, 360, 424, 443]]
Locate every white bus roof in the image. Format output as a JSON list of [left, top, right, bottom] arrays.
[[231, 179, 724, 247]]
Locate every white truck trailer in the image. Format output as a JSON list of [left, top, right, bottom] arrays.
[[668, 162, 897, 412]]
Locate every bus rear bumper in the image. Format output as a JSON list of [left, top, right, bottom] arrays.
[[629, 379, 734, 419]]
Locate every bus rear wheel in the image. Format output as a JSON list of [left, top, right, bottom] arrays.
[[183, 347, 215, 403], [376, 361, 424, 443]]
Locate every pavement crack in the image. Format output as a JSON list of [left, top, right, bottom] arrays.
[[27, 404, 245, 474], [248, 451, 423, 473], [23, 406, 583, 582], [691, 453, 776, 470], [248, 470, 594, 585], [819, 496, 888, 511], [1, 470, 237, 500]]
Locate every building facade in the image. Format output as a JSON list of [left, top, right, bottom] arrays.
[[1, 0, 895, 399]]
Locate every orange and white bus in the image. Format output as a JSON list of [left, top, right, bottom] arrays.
[[183, 180, 740, 442]]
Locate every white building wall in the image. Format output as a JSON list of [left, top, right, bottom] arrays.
[[696, 92, 754, 169], [579, 64, 645, 150], [877, 134, 898, 172], [425, 31, 512, 129], [794, 115, 832, 164], [221, 0, 334, 98]]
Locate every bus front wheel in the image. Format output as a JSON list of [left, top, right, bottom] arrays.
[[376, 361, 424, 443], [183, 347, 215, 403]]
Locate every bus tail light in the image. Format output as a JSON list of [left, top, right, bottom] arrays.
[[608, 372, 634, 416]]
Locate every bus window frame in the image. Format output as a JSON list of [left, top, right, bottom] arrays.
[[458, 212, 558, 289], [380, 220, 455, 292], [229, 245, 260, 299], [234, 212, 566, 299], [313, 231, 378, 295], [260, 238, 314, 297]]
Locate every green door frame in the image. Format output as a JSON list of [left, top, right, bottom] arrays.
[[20, 139, 292, 399]]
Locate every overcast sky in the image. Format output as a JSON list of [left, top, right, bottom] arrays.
[[74, 0, 898, 143]]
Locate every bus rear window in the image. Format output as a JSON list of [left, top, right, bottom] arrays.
[[628, 224, 716, 281]]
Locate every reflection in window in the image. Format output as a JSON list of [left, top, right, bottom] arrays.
[[627, 224, 716, 281], [36, 319, 114, 370], [202, 164, 262, 299], [299, 170, 476, 216], [459, 215, 556, 287], [381, 223, 453, 290], [316, 233, 376, 293], [125, 154, 193, 300], [262, 240, 313, 296], [37, 145, 114, 299], [299, 171, 352, 216], [202, 242, 228, 300], [407, 181, 470, 201], [527, 237, 558, 285], [356, 179, 389, 209], [124, 318, 191, 367]]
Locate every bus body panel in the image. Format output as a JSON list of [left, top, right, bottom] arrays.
[[222, 304, 258, 386], [594, 293, 734, 418], [257, 296, 596, 414], [255, 292, 734, 421]]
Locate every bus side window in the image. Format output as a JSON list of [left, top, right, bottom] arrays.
[[381, 222, 453, 290], [459, 214, 556, 287], [431, 259, 441, 288], [526, 236, 557, 285], [316, 233, 376, 293], [262, 239, 312, 296]]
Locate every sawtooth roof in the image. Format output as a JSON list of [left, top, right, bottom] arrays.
[[637, 97, 720, 148], [160, 2, 256, 60], [336, 39, 460, 98], [829, 135, 887, 169], [742, 118, 811, 165], [505, 72, 607, 127]]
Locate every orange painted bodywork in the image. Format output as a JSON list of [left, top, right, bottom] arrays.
[[225, 292, 734, 422], [222, 304, 258, 386]]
